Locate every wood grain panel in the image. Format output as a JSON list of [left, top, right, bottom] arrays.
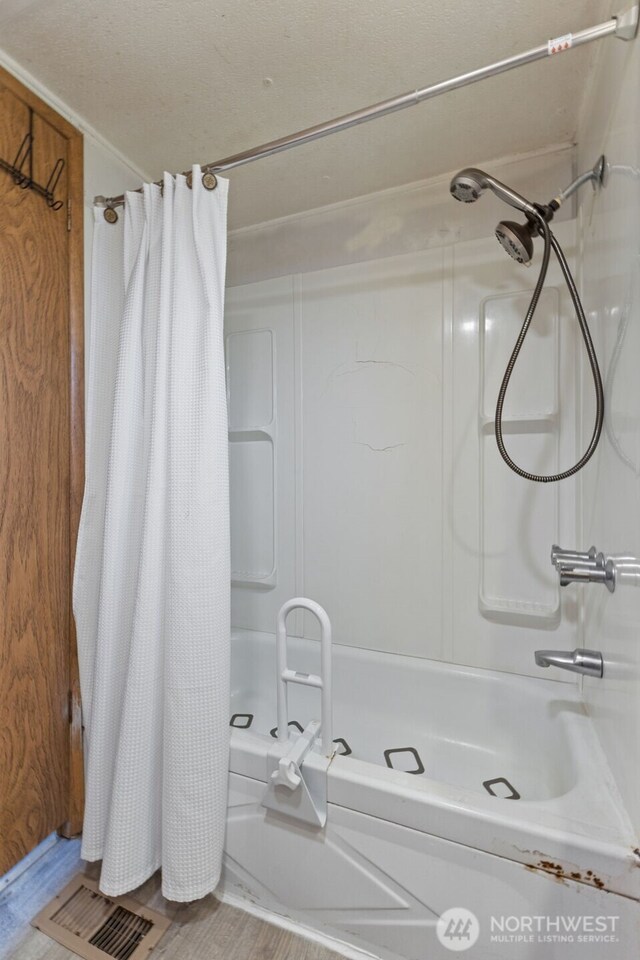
[[0, 72, 83, 872], [61, 130, 85, 839], [0, 69, 78, 141]]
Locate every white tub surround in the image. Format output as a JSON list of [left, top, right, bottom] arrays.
[[226, 216, 581, 680]]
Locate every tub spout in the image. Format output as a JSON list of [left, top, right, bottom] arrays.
[[534, 648, 603, 678]]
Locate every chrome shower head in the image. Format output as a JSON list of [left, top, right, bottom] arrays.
[[449, 168, 537, 216], [495, 219, 536, 266], [449, 169, 487, 203]]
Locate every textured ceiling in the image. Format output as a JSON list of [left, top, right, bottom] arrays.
[[0, 0, 611, 228]]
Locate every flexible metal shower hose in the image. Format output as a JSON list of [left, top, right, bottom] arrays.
[[494, 214, 604, 483]]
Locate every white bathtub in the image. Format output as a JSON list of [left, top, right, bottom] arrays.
[[221, 629, 640, 959]]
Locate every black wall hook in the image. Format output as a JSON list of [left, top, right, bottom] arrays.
[[0, 107, 66, 211]]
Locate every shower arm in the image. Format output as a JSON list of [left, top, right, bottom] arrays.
[[94, 3, 639, 210], [553, 156, 607, 207]]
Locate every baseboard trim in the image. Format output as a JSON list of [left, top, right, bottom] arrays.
[[0, 834, 60, 895]]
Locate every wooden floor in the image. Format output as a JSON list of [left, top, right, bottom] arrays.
[[0, 838, 343, 960]]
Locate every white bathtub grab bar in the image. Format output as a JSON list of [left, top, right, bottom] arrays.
[[276, 598, 333, 757], [262, 598, 333, 828]]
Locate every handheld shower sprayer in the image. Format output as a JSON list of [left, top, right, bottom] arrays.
[[449, 159, 606, 483], [449, 168, 538, 217]]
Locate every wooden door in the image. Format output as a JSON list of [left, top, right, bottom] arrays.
[[0, 68, 84, 875]]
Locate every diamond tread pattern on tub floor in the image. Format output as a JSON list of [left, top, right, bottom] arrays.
[[229, 711, 521, 797], [31, 875, 171, 960]]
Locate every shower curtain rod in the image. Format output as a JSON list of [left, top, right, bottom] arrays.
[[95, 3, 638, 209]]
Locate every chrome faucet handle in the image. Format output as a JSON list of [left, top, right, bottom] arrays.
[[555, 556, 602, 572], [556, 551, 606, 574], [559, 558, 615, 592], [551, 544, 597, 568]]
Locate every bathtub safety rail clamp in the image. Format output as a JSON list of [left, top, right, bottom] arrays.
[[270, 719, 322, 789], [262, 598, 333, 828], [263, 721, 330, 827]]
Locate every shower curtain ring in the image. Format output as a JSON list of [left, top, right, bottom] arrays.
[[104, 205, 118, 224], [186, 170, 217, 191]]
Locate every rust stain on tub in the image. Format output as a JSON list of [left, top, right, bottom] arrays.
[[525, 859, 607, 891]]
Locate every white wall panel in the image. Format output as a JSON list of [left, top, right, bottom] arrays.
[[229, 439, 274, 580], [227, 330, 274, 430], [451, 222, 579, 673], [226, 175, 583, 679], [480, 288, 559, 421], [225, 276, 297, 630], [300, 251, 444, 657], [577, 31, 640, 832]]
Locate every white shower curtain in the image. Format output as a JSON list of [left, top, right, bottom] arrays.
[[74, 168, 230, 902]]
